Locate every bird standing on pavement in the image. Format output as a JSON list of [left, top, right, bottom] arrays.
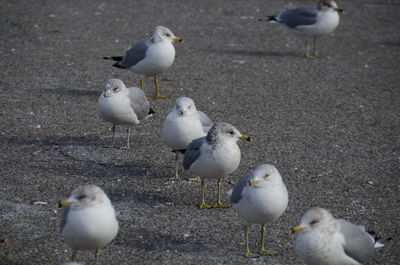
[[58, 185, 119, 265], [104, 26, 183, 99], [262, 0, 343, 58], [231, 164, 288, 258], [162, 97, 212, 180], [98, 78, 154, 149], [183, 122, 253, 209]]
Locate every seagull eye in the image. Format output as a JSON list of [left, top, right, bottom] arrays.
[[77, 194, 87, 200], [188, 105, 191, 109], [229, 131, 235, 135], [310, 219, 319, 225], [165, 33, 170, 37], [113, 87, 118, 91]]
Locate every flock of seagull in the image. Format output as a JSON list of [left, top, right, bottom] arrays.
[[58, 1, 384, 265]]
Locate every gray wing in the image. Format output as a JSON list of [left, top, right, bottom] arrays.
[[127, 87, 150, 120], [196, 111, 213, 133], [231, 173, 253, 204], [119, 40, 149, 68], [183, 137, 205, 170], [60, 206, 71, 233], [336, 219, 375, 264], [277, 6, 318, 28]]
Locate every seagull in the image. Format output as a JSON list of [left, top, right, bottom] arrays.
[[231, 164, 288, 258], [183, 122, 253, 209], [291, 207, 383, 265], [162, 97, 212, 180], [262, 0, 343, 58], [104, 26, 183, 99], [57, 185, 119, 265], [98, 78, 154, 149]]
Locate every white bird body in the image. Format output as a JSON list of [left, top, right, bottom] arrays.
[[232, 165, 288, 224], [293, 208, 381, 265], [233, 176, 288, 224], [162, 97, 212, 151], [162, 112, 208, 150], [129, 38, 176, 77], [62, 203, 118, 251], [98, 87, 140, 125], [296, 228, 360, 265], [60, 185, 119, 263], [189, 140, 241, 179], [294, 8, 339, 37]]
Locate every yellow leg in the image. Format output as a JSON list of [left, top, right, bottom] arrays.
[[119, 126, 130, 150], [213, 178, 230, 208], [169, 152, 181, 180], [95, 249, 100, 265], [313, 38, 318, 57], [244, 225, 260, 258], [199, 179, 212, 209], [71, 250, 77, 261], [259, 224, 278, 255], [140, 79, 144, 90], [154, 75, 168, 99]]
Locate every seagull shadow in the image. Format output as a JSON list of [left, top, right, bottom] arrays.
[[204, 48, 299, 58], [42, 87, 99, 97], [117, 228, 208, 252]]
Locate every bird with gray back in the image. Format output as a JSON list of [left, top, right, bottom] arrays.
[[104, 26, 183, 99], [183, 122, 253, 209], [291, 207, 383, 265], [58, 185, 119, 265], [162, 97, 212, 180], [231, 164, 288, 258], [98, 78, 154, 149], [262, 0, 343, 58]]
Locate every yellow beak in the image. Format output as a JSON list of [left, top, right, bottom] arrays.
[[55, 199, 72, 208], [240, 135, 253, 142], [173, 37, 183, 43], [289, 225, 304, 234], [249, 178, 260, 186]]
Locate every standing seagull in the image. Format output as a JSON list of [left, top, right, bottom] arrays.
[[98, 78, 154, 149], [162, 97, 212, 180], [231, 164, 288, 258], [57, 185, 119, 265], [104, 26, 183, 99], [183, 122, 253, 209], [291, 207, 383, 265], [262, 0, 343, 58]]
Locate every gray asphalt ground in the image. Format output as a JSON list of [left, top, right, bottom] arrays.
[[1, 0, 399, 264]]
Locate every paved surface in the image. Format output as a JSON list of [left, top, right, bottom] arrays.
[[1, 0, 399, 264]]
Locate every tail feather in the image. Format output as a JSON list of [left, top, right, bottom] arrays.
[[367, 230, 384, 248], [103, 56, 123, 61], [112, 62, 126, 69], [259, 16, 279, 23]]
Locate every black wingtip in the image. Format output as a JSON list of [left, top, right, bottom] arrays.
[[260, 16, 277, 22], [367, 230, 381, 242], [172, 149, 186, 154], [112, 62, 126, 69], [104, 56, 123, 61], [148, 108, 155, 115]]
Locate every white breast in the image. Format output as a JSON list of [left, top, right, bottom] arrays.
[[295, 10, 339, 37], [162, 114, 207, 150], [131, 41, 176, 77], [233, 182, 288, 224], [62, 204, 119, 250], [189, 141, 241, 179], [98, 90, 139, 125]]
